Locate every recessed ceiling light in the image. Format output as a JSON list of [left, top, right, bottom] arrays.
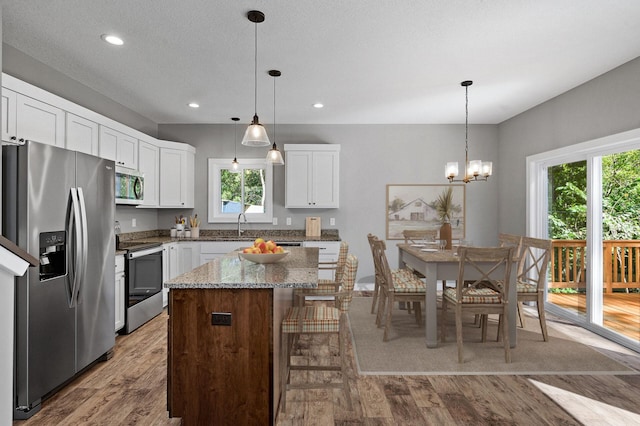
[[188, 103, 200, 108], [313, 103, 324, 109], [101, 34, 124, 46]]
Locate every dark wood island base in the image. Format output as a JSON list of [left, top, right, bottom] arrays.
[[165, 247, 319, 425]]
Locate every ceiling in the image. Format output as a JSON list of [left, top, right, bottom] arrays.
[[3, 1, 640, 125]]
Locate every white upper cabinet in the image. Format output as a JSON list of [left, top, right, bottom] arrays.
[[138, 139, 160, 207], [159, 145, 195, 208], [1, 88, 17, 143], [99, 125, 138, 169], [2, 90, 65, 147], [285, 144, 340, 208], [66, 113, 99, 155]]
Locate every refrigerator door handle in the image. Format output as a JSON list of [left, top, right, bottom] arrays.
[[67, 188, 83, 308], [76, 187, 89, 302]]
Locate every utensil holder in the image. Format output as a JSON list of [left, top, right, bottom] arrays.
[[191, 227, 200, 238]]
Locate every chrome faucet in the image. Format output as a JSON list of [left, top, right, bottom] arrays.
[[237, 213, 247, 237]]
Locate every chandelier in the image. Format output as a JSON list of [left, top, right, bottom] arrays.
[[446, 80, 492, 183]]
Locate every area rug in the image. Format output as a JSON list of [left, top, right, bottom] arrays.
[[348, 297, 636, 375]]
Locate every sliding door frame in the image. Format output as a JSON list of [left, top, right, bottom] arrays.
[[526, 127, 640, 351]]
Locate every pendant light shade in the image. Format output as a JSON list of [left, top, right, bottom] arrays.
[[230, 117, 241, 173], [242, 10, 270, 147], [445, 80, 493, 183], [266, 69, 284, 165]]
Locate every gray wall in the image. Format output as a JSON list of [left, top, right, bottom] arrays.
[[158, 123, 500, 285], [2, 44, 158, 137], [497, 56, 640, 235]]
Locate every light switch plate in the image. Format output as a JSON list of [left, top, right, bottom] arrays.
[[131, 218, 136, 228], [330, 218, 335, 226], [272, 217, 278, 225]]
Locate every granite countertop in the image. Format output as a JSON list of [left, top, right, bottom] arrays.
[[165, 246, 319, 289], [117, 229, 340, 246]]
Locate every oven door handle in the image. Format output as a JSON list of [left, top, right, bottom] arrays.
[[127, 246, 163, 259]]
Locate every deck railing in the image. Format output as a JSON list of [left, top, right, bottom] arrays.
[[550, 239, 640, 292]]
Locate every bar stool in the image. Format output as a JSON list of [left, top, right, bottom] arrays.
[[280, 253, 358, 413]]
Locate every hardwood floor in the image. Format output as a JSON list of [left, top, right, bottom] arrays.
[[14, 305, 640, 425]]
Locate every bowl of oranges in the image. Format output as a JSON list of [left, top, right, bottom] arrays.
[[238, 238, 289, 264]]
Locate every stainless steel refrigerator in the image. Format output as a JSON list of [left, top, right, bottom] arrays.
[[2, 141, 115, 419]]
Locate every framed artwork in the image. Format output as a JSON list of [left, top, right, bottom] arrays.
[[386, 184, 466, 240]]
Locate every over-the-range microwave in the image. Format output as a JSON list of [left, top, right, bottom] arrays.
[[115, 166, 144, 205]]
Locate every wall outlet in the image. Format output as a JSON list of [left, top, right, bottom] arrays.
[[131, 218, 136, 228], [330, 218, 335, 226], [272, 217, 278, 225], [286, 217, 292, 226], [211, 312, 232, 326]]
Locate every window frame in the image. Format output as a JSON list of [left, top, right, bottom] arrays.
[[207, 158, 273, 223]]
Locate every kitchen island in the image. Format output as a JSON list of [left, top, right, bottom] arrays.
[[164, 247, 319, 425]]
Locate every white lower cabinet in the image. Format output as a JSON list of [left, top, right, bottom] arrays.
[[115, 255, 125, 332], [177, 242, 201, 274], [163, 243, 178, 307], [199, 242, 245, 265], [163, 242, 202, 307], [302, 241, 340, 280]]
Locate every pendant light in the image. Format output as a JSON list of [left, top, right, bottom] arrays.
[[241, 10, 270, 147], [230, 117, 241, 172], [445, 80, 493, 183], [266, 69, 284, 165]]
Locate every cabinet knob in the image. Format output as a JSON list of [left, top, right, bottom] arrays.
[[10, 136, 16, 141]]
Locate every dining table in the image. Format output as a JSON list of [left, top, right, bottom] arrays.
[[397, 243, 518, 348]]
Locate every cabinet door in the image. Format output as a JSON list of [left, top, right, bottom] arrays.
[[312, 151, 339, 208], [117, 133, 138, 169], [16, 94, 65, 147], [115, 271, 125, 332], [115, 255, 126, 332], [99, 126, 118, 162], [66, 113, 99, 155], [177, 243, 201, 274], [285, 151, 312, 207], [99, 125, 138, 168], [138, 140, 160, 207], [1, 88, 17, 143], [168, 243, 179, 280], [160, 148, 187, 207], [162, 244, 172, 308], [184, 150, 195, 208]]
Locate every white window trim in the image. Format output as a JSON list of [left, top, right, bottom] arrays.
[[207, 158, 273, 223]]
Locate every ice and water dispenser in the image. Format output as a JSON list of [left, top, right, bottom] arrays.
[[39, 231, 66, 281]]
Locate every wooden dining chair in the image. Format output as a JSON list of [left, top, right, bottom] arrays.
[[514, 236, 552, 341], [440, 246, 514, 363], [367, 234, 383, 314], [280, 253, 358, 413], [402, 229, 438, 245], [370, 235, 426, 341], [294, 241, 349, 306]]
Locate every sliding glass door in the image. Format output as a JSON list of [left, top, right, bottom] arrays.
[[527, 129, 640, 351]]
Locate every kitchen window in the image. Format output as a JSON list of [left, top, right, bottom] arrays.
[[207, 158, 273, 223]]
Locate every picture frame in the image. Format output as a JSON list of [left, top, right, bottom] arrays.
[[386, 184, 466, 240]]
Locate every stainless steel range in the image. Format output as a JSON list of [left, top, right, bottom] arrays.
[[117, 242, 163, 334]]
